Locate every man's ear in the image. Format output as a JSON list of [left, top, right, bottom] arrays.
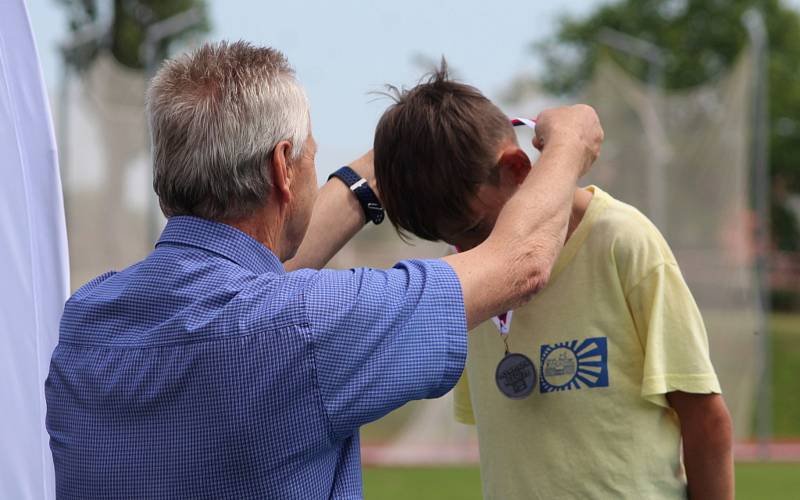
[[270, 140, 294, 204], [498, 147, 532, 186]]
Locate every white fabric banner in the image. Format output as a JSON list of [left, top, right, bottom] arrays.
[[0, 1, 70, 498]]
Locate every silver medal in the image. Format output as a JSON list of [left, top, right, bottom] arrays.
[[495, 352, 537, 399]]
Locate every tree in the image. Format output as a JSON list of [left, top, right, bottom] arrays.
[[533, 0, 800, 250], [58, 0, 209, 71]]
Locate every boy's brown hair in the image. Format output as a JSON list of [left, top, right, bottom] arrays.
[[374, 60, 514, 241]]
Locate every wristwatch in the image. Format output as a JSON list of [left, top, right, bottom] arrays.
[[327, 166, 385, 225]]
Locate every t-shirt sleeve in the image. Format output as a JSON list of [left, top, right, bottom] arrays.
[[453, 370, 476, 425], [625, 261, 721, 408], [303, 259, 467, 438]]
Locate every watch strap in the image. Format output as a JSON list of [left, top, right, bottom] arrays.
[[328, 166, 385, 225]]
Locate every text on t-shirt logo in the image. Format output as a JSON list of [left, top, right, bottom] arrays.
[[540, 337, 609, 393]]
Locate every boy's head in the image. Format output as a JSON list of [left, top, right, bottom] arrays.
[[374, 61, 532, 250]]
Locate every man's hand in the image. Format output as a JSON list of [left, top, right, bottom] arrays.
[[534, 104, 603, 177], [444, 104, 603, 329], [667, 392, 734, 500]]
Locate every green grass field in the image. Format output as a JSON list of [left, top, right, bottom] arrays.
[[363, 463, 800, 499], [772, 313, 800, 437]]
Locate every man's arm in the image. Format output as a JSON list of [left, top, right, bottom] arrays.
[[667, 392, 734, 500], [444, 104, 603, 329], [284, 151, 375, 271]]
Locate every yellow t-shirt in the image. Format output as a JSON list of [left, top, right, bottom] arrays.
[[454, 186, 721, 500]]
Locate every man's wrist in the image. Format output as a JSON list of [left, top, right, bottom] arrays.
[[326, 174, 367, 226], [347, 150, 378, 197], [328, 166, 385, 225], [538, 140, 588, 179]]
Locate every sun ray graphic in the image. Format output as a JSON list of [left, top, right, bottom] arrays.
[[540, 337, 609, 393]]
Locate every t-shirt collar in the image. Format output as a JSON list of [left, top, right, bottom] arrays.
[[156, 215, 286, 275]]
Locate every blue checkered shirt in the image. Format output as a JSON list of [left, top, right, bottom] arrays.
[[45, 216, 466, 499]]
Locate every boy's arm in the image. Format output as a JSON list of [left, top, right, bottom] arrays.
[[667, 392, 733, 500], [619, 220, 730, 498]]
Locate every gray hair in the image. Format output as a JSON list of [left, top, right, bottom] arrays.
[[147, 41, 310, 220]]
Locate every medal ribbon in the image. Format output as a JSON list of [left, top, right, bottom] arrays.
[[511, 117, 537, 129], [493, 311, 514, 355]]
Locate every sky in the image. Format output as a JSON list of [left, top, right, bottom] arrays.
[[25, 0, 601, 180], [24, 0, 800, 180]]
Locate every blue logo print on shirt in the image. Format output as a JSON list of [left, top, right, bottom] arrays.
[[539, 337, 609, 392]]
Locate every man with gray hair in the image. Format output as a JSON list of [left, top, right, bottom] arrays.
[[45, 41, 603, 499]]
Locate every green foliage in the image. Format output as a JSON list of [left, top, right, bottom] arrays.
[[109, 0, 209, 69], [535, 0, 800, 249], [58, 0, 210, 70]]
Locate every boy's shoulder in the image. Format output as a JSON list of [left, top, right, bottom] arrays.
[[587, 187, 679, 290]]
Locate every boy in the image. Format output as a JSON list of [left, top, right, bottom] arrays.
[[373, 64, 733, 499]]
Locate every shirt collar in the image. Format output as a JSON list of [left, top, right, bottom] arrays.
[[156, 216, 286, 275]]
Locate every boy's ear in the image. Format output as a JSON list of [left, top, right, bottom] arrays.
[[498, 147, 532, 186]]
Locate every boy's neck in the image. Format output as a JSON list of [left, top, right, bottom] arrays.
[[565, 187, 594, 242]]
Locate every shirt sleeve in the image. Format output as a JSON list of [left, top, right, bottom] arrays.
[[626, 261, 722, 408], [453, 370, 475, 425], [303, 259, 467, 438]]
